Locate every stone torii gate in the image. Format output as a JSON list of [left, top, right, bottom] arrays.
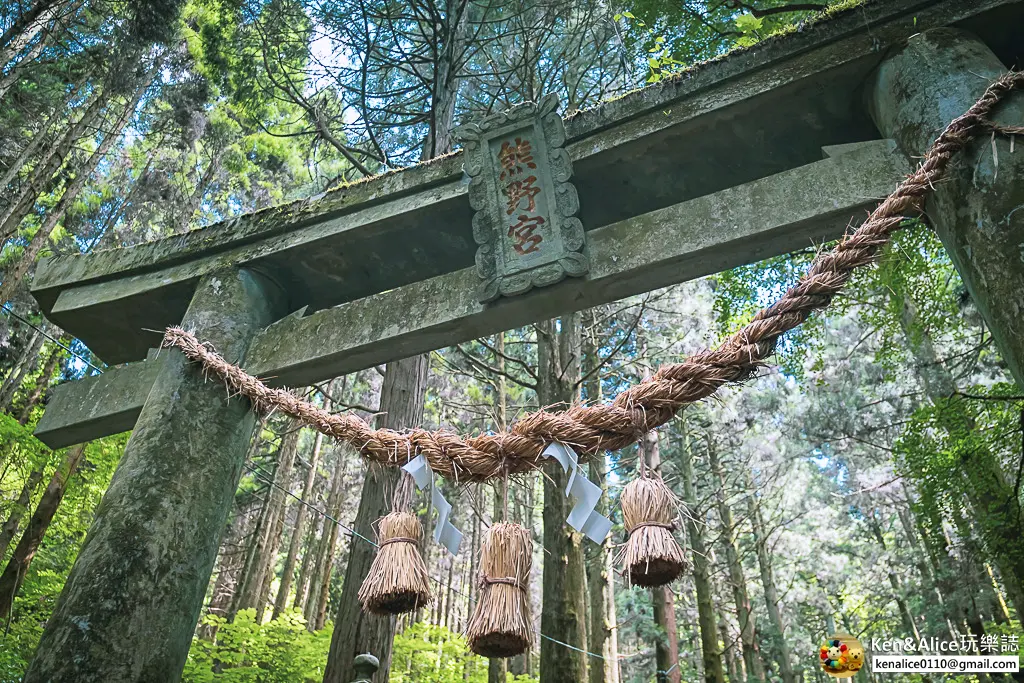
[[20, 0, 1024, 680]]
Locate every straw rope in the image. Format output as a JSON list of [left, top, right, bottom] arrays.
[[162, 71, 1024, 484]]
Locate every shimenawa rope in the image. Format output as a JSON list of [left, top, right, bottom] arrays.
[[162, 71, 1024, 484]]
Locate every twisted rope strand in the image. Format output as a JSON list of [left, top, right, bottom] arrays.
[[163, 71, 1024, 483]]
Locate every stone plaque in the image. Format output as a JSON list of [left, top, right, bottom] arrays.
[[456, 94, 587, 303]]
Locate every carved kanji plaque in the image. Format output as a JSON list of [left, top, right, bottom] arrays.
[[456, 94, 587, 303]]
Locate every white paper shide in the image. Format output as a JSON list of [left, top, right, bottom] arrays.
[[541, 442, 613, 544], [402, 454, 464, 555]]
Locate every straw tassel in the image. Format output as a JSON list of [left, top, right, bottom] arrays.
[[618, 476, 687, 587], [358, 511, 433, 615], [466, 522, 533, 658]]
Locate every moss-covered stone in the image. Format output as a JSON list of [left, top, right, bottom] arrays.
[[33, 350, 160, 448], [24, 269, 287, 683], [244, 140, 908, 387], [30, 140, 909, 448], [870, 27, 1024, 384]]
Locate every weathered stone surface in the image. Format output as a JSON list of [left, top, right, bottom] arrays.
[[32, 153, 468, 302], [30, 0, 1018, 365], [24, 269, 286, 683], [33, 350, 160, 448], [46, 180, 473, 363], [34, 141, 909, 447], [353, 653, 380, 682], [870, 28, 1024, 384], [246, 140, 909, 386]]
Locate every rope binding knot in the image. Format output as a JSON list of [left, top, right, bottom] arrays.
[[628, 521, 676, 535], [378, 536, 418, 548], [480, 575, 527, 591]]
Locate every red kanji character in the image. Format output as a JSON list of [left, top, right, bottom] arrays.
[[498, 137, 537, 180], [505, 175, 540, 215], [508, 214, 545, 255]]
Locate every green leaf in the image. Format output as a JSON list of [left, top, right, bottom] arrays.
[[734, 13, 764, 33]]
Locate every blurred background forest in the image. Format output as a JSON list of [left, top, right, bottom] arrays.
[[0, 0, 1022, 682]]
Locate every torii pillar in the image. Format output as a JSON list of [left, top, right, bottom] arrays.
[[24, 269, 286, 682], [870, 28, 1024, 385]]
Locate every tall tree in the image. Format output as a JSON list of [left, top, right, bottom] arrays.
[[707, 438, 766, 683], [677, 418, 726, 683], [309, 446, 349, 631], [323, 356, 427, 682], [745, 479, 797, 683], [0, 84, 80, 189], [320, 1, 472, 676], [895, 290, 1024, 618], [536, 313, 589, 683], [0, 67, 154, 305], [583, 312, 620, 683], [639, 338, 679, 683], [0, 82, 108, 241], [17, 341, 63, 423], [868, 514, 922, 641], [257, 424, 302, 620], [0, 442, 85, 619], [0, 329, 43, 410], [274, 384, 335, 619], [0, 0, 78, 73], [0, 463, 46, 559], [234, 420, 302, 617]]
